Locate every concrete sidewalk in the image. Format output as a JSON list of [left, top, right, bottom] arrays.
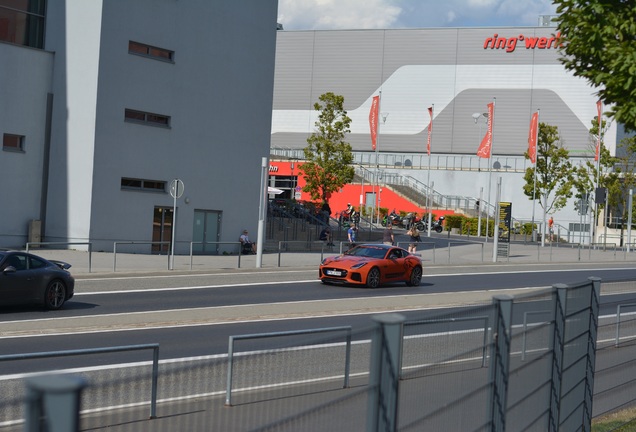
[[18, 237, 636, 276]]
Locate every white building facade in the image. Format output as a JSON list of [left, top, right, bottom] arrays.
[[271, 27, 617, 234], [1, 0, 278, 252]]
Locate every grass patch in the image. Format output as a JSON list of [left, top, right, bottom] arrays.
[[593, 407, 636, 432]]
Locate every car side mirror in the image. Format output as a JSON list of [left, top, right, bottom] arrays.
[[3, 266, 16, 274]]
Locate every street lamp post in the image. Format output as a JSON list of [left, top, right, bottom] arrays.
[[472, 112, 487, 172], [376, 113, 389, 224]]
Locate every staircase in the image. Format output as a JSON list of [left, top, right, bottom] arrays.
[[266, 201, 384, 252]]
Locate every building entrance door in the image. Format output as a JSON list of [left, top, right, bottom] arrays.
[[152, 207, 173, 253], [192, 210, 221, 254]]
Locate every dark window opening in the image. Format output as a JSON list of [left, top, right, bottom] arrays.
[[3, 133, 24, 151], [121, 178, 166, 192], [128, 40, 174, 62], [125, 109, 170, 128]]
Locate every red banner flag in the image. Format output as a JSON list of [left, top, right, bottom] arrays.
[[369, 95, 379, 151], [528, 112, 538, 164], [427, 106, 433, 155], [595, 100, 602, 161], [477, 102, 494, 159]]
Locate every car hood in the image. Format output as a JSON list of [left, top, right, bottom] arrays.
[[323, 255, 373, 266]]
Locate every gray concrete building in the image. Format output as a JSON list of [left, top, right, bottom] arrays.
[[1, 0, 278, 252]]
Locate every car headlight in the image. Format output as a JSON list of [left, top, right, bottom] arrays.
[[351, 262, 367, 269]]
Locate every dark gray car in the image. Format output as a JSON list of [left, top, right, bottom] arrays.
[[0, 251, 75, 310]]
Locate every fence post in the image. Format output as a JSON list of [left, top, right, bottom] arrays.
[[548, 284, 568, 432], [25, 374, 86, 432], [366, 313, 404, 432], [488, 295, 513, 432], [583, 277, 601, 432]]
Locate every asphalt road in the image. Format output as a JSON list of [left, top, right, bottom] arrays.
[[1, 261, 636, 430], [1, 264, 635, 367]]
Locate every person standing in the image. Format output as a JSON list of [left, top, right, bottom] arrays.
[[347, 225, 357, 246], [407, 225, 420, 253], [383, 226, 394, 245], [548, 216, 554, 242]]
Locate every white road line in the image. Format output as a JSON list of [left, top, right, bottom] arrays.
[[75, 266, 631, 296]]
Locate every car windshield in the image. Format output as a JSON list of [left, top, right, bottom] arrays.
[[344, 246, 387, 259]]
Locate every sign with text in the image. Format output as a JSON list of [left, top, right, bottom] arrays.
[[498, 202, 512, 243]]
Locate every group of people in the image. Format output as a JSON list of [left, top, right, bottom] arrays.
[[382, 224, 421, 253]]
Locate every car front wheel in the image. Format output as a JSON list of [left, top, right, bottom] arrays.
[[44, 280, 67, 310], [406, 266, 423, 286], [366, 268, 381, 288]]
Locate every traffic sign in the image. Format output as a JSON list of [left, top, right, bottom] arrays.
[[170, 179, 185, 199]]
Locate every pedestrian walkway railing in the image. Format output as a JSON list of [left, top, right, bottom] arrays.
[[25, 241, 93, 273], [188, 241, 243, 269], [113, 241, 170, 272]]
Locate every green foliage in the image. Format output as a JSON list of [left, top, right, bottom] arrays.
[[572, 117, 615, 218], [522, 122, 574, 214], [300, 92, 355, 203], [444, 215, 464, 230], [554, 0, 636, 131]]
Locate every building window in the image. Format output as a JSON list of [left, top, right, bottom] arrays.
[[3, 133, 24, 151], [125, 109, 171, 128], [128, 41, 174, 62], [0, 0, 46, 48], [121, 178, 166, 192]]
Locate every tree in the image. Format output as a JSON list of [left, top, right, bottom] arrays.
[[522, 122, 575, 215], [299, 92, 355, 204], [606, 136, 636, 245], [554, 1, 636, 131], [571, 116, 614, 219]]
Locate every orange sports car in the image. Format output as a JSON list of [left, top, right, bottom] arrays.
[[319, 244, 423, 288]]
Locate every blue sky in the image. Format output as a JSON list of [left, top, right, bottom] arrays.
[[277, 0, 558, 30]]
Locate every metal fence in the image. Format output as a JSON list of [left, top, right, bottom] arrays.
[[7, 278, 636, 431]]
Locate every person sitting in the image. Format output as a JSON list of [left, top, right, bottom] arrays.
[[239, 229, 256, 254], [320, 226, 334, 246]]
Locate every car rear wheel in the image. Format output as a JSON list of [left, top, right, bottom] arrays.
[[44, 280, 66, 310], [406, 266, 423, 286], [366, 268, 381, 288]]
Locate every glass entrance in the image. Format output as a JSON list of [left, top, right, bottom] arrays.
[[192, 210, 221, 254], [152, 207, 173, 253]]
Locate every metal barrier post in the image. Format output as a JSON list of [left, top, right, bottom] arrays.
[[151, 346, 159, 419], [226, 336, 236, 406], [367, 313, 404, 432], [488, 295, 513, 432], [25, 375, 86, 432]]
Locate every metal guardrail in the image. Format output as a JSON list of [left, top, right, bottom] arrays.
[[521, 310, 551, 361], [188, 241, 243, 269], [448, 241, 484, 263], [403, 316, 490, 372], [25, 242, 93, 273], [113, 241, 170, 272], [276, 240, 357, 266], [225, 326, 353, 406], [615, 303, 636, 348], [0, 344, 160, 419]]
